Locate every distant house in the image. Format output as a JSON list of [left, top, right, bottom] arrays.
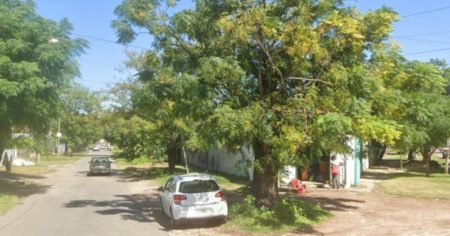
[[332, 137, 368, 188], [185, 146, 254, 181], [183, 137, 369, 189]]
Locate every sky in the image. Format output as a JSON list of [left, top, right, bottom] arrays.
[[34, 0, 450, 91]]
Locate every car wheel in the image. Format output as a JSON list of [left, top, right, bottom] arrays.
[[169, 208, 178, 229], [220, 216, 228, 224]]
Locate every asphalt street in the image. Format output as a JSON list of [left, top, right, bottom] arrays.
[[0, 152, 169, 236]]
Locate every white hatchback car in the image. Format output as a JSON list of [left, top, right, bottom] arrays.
[[159, 173, 228, 228]]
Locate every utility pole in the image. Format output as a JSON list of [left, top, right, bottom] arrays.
[[446, 140, 450, 175], [445, 153, 449, 175], [56, 120, 61, 155]]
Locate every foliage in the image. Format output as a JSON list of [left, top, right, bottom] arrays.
[[388, 59, 450, 175], [113, 0, 402, 205], [59, 83, 103, 152], [104, 115, 165, 161], [0, 0, 87, 153], [230, 195, 330, 232]]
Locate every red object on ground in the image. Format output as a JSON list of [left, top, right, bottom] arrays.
[[290, 178, 306, 195]]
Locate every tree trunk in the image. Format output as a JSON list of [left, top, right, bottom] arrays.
[[252, 140, 278, 207], [167, 140, 178, 172], [5, 157, 12, 172], [0, 145, 12, 172], [421, 147, 432, 177], [408, 148, 417, 161], [369, 140, 386, 164]]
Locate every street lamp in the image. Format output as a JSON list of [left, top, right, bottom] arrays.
[[48, 37, 59, 44], [49, 37, 62, 154]]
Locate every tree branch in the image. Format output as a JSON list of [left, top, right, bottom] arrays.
[[288, 76, 334, 85], [254, 37, 283, 82]]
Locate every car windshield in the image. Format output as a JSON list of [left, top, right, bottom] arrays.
[[92, 158, 108, 163], [178, 180, 219, 193]]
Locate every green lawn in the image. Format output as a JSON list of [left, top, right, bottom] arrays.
[[376, 153, 450, 199], [378, 172, 450, 199]]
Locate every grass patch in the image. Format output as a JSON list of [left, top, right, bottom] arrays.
[[38, 154, 81, 166], [378, 173, 450, 199], [229, 195, 330, 233], [0, 194, 17, 215], [376, 154, 450, 199], [113, 156, 248, 190]]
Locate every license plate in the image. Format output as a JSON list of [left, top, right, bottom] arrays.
[[197, 207, 211, 213]]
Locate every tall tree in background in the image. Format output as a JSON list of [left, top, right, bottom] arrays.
[[60, 83, 103, 153], [400, 61, 450, 176], [0, 0, 87, 171], [113, 0, 401, 205]]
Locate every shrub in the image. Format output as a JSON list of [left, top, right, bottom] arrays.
[[230, 195, 330, 232]]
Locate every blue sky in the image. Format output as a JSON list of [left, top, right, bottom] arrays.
[[34, 0, 450, 91]]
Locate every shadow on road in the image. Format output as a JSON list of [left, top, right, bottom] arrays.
[[0, 172, 46, 181], [62, 192, 226, 230], [117, 166, 185, 182], [0, 179, 50, 199], [301, 195, 365, 212], [63, 193, 166, 224]]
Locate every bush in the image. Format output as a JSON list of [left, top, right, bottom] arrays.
[[230, 195, 330, 232], [130, 156, 152, 165]]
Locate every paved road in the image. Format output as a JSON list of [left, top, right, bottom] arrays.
[[0, 153, 169, 236]]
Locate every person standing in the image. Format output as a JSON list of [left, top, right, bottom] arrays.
[[331, 156, 340, 189]]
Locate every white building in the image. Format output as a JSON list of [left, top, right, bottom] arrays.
[[184, 137, 369, 189]]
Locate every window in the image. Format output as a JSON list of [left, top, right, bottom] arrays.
[[178, 180, 219, 193], [164, 178, 173, 191], [169, 181, 177, 193]]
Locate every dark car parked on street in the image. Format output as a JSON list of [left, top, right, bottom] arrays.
[[88, 156, 112, 175]]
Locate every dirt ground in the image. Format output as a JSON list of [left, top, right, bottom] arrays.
[[125, 171, 450, 236], [302, 188, 450, 236]]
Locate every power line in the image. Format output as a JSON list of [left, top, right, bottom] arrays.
[[401, 6, 450, 18], [404, 47, 450, 56], [71, 32, 149, 50], [402, 38, 450, 46], [394, 30, 450, 39]]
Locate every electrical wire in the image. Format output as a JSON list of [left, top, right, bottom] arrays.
[[404, 47, 450, 56], [71, 32, 149, 50], [401, 38, 450, 46], [401, 6, 450, 18], [394, 30, 450, 39]]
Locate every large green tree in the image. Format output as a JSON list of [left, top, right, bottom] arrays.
[[59, 83, 103, 153], [113, 0, 400, 205], [399, 61, 450, 176], [0, 0, 87, 170]]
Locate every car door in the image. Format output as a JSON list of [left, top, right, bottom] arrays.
[[161, 178, 174, 215]]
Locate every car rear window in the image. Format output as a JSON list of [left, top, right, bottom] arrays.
[[178, 180, 220, 193], [92, 158, 108, 163]]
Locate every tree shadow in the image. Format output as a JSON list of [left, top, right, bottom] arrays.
[[117, 166, 186, 182], [0, 179, 50, 198], [63, 192, 169, 226], [362, 168, 440, 181], [0, 171, 46, 181], [300, 196, 365, 212]]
